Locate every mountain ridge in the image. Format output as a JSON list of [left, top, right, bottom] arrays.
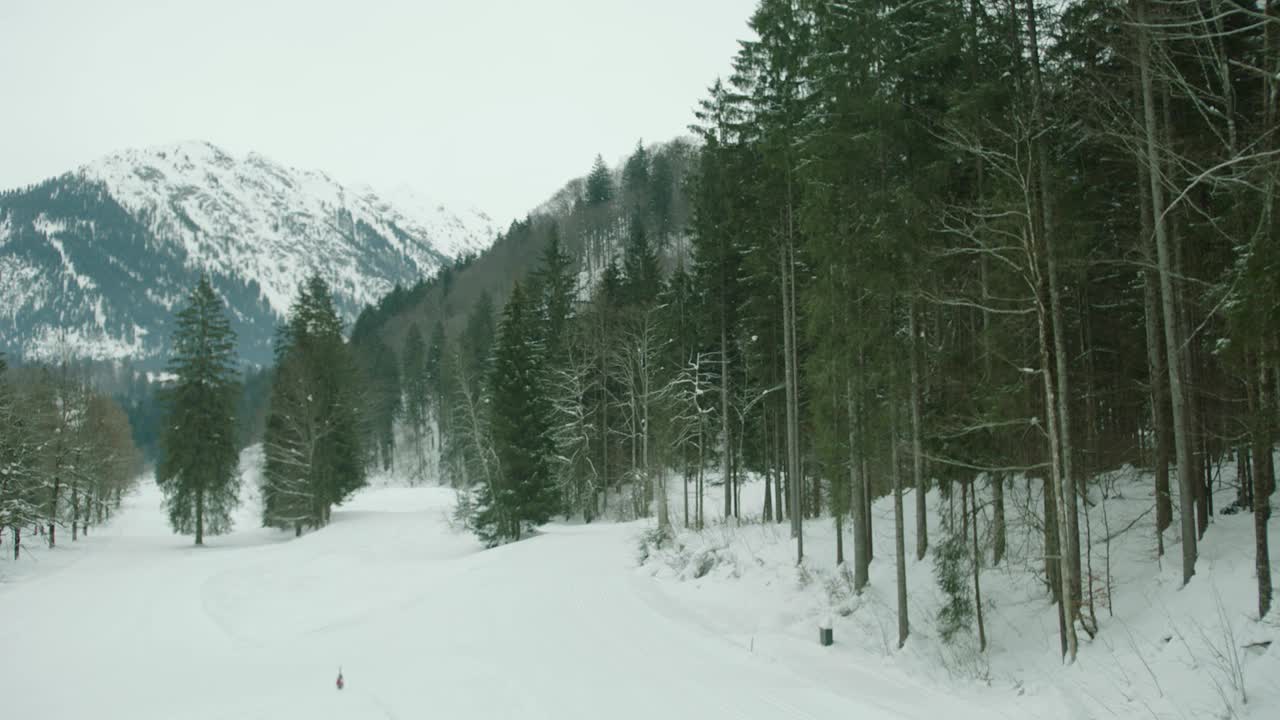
[[0, 141, 497, 367]]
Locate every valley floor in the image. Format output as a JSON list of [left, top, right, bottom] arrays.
[[3, 458, 1276, 719], [2, 470, 982, 720]]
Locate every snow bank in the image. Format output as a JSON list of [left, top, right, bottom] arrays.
[[640, 467, 1280, 719]]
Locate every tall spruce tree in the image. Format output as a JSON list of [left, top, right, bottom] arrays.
[[262, 276, 365, 534], [585, 154, 615, 207], [157, 275, 241, 545], [473, 282, 558, 545]]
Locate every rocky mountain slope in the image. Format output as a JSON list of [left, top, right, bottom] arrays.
[[0, 141, 496, 367]]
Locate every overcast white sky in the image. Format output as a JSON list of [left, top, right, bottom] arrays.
[[0, 0, 757, 223]]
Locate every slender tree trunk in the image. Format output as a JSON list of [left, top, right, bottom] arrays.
[[863, 460, 874, 560], [48, 474, 60, 549], [684, 463, 690, 529], [1047, 225, 1082, 618], [1252, 0, 1277, 621], [1250, 355, 1275, 619], [992, 473, 1006, 565], [196, 486, 205, 546], [12, 527, 19, 561], [836, 510, 845, 565], [971, 474, 986, 652], [1139, 149, 1173, 552], [763, 403, 774, 522], [1039, 296, 1077, 661], [1136, 0, 1197, 584], [892, 370, 909, 648], [849, 378, 869, 591], [775, 409, 786, 523], [909, 300, 928, 560], [859, 346, 874, 561], [782, 241, 802, 562], [1239, 447, 1253, 509], [696, 439, 705, 530], [722, 325, 731, 522], [1024, 0, 1081, 636]]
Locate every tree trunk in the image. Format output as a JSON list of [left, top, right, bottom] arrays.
[[48, 473, 60, 549], [992, 473, 1006, 565], [1250, 356, 1275, 619], [1139, 145, 1173, 551], [864, 457, 874, 562], [763, 403, 774, 522], [196, 486, 205, 546], [971, 474, 986, 651], [836, 509, 845, 565], [909, 300, 928, 560], [684, 464, 690, 529], [892, 374, 909, 648], [1136, 0, 1196, 584], [782, 241, 802, 562], [1038, 293, 1078, 661], [1047, 217, 1082, 619], [1252, 0, 1277, 622], [763, 419, 774, 522], [1024, 0, 1081, 642], [696, 441, 705, 530], [602, 359, 609, 515], [722, 325, 731, 523], [775, 409, 786, 523], [1238, 447, 1253, 509], [849, 378, 869, 591]]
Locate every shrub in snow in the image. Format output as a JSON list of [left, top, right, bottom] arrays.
[[933, 532, 973, 644], [690, 548, 719, 579], [795, 562, 814, 589], [450, 487, 476, 532], [636, 525, 671, 565], [825, 566, 858, 617]]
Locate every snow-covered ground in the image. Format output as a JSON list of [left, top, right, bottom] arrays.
[[4, 454, 1276, 719], [2, 459, 983, 720], [646, 467, 1280, 720]]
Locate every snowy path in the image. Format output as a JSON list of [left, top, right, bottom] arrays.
[[1, 481, 976, 719]]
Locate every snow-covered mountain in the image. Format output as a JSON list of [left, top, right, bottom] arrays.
[[0, 141, 497, 367]]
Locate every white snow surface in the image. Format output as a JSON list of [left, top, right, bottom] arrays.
[[645, 467, 1280, 720], [4, 450, 1276, 719], [0, 453, 966, 720], [81, 141, 497, 316]]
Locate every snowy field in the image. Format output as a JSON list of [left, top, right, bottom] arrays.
[[3, 454, 1277, 719], [0, 458, 980, 720]]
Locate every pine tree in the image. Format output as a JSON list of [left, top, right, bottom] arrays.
[[402, 323, 431, 482], [622, 140, 652, 215], [360, 334, 401, 471], [531, 223, 576, 360], [475, 282, 558, 545], [622, 215, 661, 308], [262, 276, 365, 534], [403, 323, 428, 432], [584, 154, 615, 207], [157, 275, 241, 545], [0, 354, 44, 559]]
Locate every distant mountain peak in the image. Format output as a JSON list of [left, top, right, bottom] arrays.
[[0, 142, 497, 367]]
